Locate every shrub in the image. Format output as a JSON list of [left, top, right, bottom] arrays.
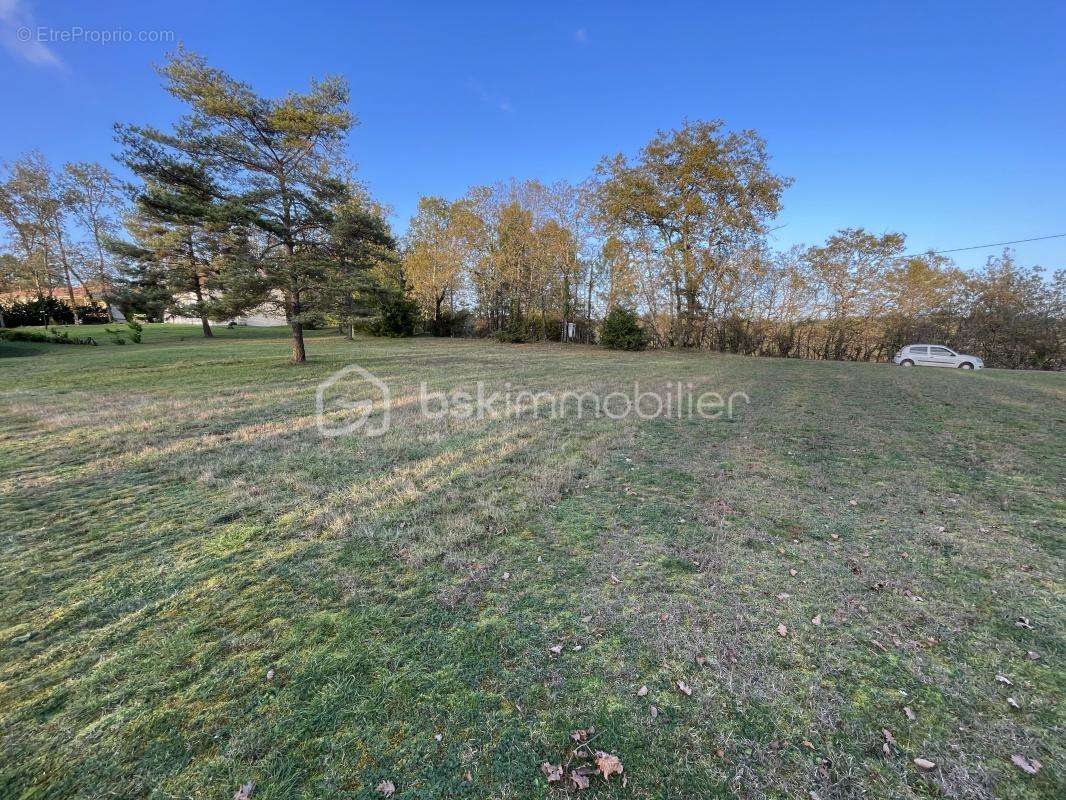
[[0, 328, 96, 345], [371, 295, 419, 337], [494, 320, 532, 343], [599, 306, 649, 351], [75, 304, 112, 324], [428, 309, 471, 337], [103, 322, 143, 345]]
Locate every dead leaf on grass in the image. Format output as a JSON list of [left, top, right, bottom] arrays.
[[609, 573, 621, 584], [595, 751, 623, 780], [995, 674, 1013, 686], [811, 614, 822, 626], [549, 644, 563, 655], [570, 727, 592, 742], [1011, 754, 1042, 775], [376, 780, 396, 797], [637, 685, 648, 697], [233, 781, 255, 800], [650, 704, 659, 719], [777, 624, 788, 637], [776, 592, 791, 600], [1007, 697, 1020, 709], [903, 706, 916, 721], [570, 765, 596, 790], [913, 757, 936, 770], [677, 680, 692, 696], [540, 762, 563, 783], [1015, 616, 1033, 629]]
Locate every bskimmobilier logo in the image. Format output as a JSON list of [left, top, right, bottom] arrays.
[[315, 363, 749, 438], [316, 364, 392, 438]]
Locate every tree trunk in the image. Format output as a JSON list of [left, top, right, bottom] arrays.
[[288, 290, 306, 363], [191, 274, 214, 337]]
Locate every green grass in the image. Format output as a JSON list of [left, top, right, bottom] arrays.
[[1, 325, 1063, 799]]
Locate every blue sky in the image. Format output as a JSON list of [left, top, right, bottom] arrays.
[[2, 0, 1064, 271]]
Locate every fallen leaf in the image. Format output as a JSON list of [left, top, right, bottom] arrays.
[[1007, 697, 1020, 709], [595, 751, 624, 780], [789, 569, 798, 577], [609, 573, 621, 584], [777, 624, 788, 637], [1027, 650, 1040, 660], [811, 615, 822, 626], [570, 728, 590, 742], [463, 770, 472, 782], [1011, 754, 1042, 775], [913, 757, 936, 770], [549, 644, 563, 655], [540, 762, 563, 783], [677, 680, 692, 696], [830, 533, 840, 540], [233, 781, 255, 800], [570, 765, 596, 790], [995, 674, 1013, 686], [265, 668, 275, 681], [637, 685, 648, 697], [882, 729, 896, 745], [1015, 616, 1033, 629], [376, 780, 395, 797], [502, 571, 511, 580], [695, 654, 708, 666], [802, 740, 814, 749], [871, 639, 888, 652], [848, 499, 858, 506], [903, 706, 916, 721], [776, 593, 791, 600], [650, 704, 659, 719]]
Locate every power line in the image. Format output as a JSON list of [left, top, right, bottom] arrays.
[[908, 232, 1066, 257]]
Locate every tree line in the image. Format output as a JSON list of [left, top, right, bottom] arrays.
[[1, 52, 1062, 368], [401, 121, 1063, 369]]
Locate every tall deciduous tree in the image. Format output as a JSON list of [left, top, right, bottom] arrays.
[[595, 120, 791, 347], [804, 228, 905, 360], [402, 196, 470, 328], [64, 162, 125, 320]]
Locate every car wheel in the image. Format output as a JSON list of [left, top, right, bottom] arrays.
[[900, 359, 914, 367], [959, 362, 974, 370]]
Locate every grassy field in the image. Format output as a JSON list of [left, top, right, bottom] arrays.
[[1, 325, 1062, 799]]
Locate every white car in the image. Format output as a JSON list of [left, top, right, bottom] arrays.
[[892, 344, 984, 370]]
